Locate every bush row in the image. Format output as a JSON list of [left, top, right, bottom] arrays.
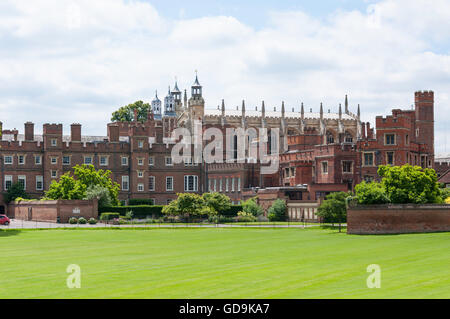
[[99, 204, 243, 218]]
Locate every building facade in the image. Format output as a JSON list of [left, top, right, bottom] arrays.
[[0, 74, 436, 212]]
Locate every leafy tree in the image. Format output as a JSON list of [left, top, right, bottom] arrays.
[[445, 197, 450, 204], [45, 174, 86, 200], [355, 181, 390, 205], [111, 100, 150, 122], [162, 193, 212, 218], [44, 165, 119, 205], [202, 192, 231, 214], [3, 182, 29, 203], [378, 165, 443, 204], [72, 165, 120, 205], [267, 199, 287, 222], [83, 185, 112, 208], [241, 197, 264, 217], [316, 192, 351, 232]]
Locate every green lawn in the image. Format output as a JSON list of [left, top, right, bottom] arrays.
[[0, 228, 449, 299]]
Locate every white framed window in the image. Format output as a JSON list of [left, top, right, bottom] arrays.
[[122, 176, 129, 191], [237, 177, 241, 192], [219, 178, 223, 192], [342, 161, 353, 173], [137, 183, 144, 192], [51, 139, 57, 147], [363, 152, 374, 167], [225, 178, 229, 192], [148, 176, 155, 191], [385, 134, 396, 145], [51, 170, 57, 178], [36, 176, 43, 191], [51, 157, 58, 165], [184, 175, 198, 192], [138, 158, 144, 166], [18, 155, 25, 165], [231, 177, 235, 192], [35, 155, 42, 165], [386, 151, 395, 165], [322, 162, 328, 174], [4, 175, 12, 190], [4, 156, 13, 165], [62, 156, 70, 165], [137, 171, 144, 178], [184, 157, 194, 166], [148, 157, 154, 166], [100, 156, 108, 166], [84, 156, 93, 165], [121, 156, 128, 166], [213, 179, 217, 192], [165, 157, 173, 166], [138, 140, 144, 148], [166, 176, 174, 191]]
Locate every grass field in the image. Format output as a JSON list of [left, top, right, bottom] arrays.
[[0, 228, 449, 299]]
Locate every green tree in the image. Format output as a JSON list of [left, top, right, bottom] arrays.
[[202, 192, 231, 215], [378, 164, 443, 204], [355, 181, 390, 205], [111, 100, 150, 122], [162, 193, 211, 218], [72, 165, 120, 205], [316, 192, 351, 232], [83, 185, 112, 208], [267, 199, 287, 222], [44, 165, 119, 205], [3, 182, 29, 203], [241, 197, 264, 217]]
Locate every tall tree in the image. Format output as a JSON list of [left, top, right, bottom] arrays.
[[111, 100, 150, 122], [316, 192, 351, 232]]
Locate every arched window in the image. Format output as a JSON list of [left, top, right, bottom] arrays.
[[344, 131, 353, 143]]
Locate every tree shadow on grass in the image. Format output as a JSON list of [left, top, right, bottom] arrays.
[[0, 229, 22, 237]]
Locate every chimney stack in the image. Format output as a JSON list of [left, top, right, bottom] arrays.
[[71, 123, 82, 142], [24, 122, 34, 141], [108, 124, 119, 142]]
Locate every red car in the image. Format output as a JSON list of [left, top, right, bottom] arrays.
[[0, 215, 10, 226]]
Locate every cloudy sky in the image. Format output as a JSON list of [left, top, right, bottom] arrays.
[[0, 0, 449, 155]]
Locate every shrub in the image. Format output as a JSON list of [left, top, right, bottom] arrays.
[[241, 198, 264, 217], [267, 199, 287, 221], [100, 212, 120, 221], [355, 181, 390, 205], [220, 205, 243, 217], [68, 217, 78, 224], [88, 218, 97, 224], [99, 205, 164, 218], [316, 192, 352, 231], [236, 211, 257, 222], [125, 210, 134, 220], [3, 182, 29, 204], [445, 197, 450, 204], [77, 217, 87, 224]]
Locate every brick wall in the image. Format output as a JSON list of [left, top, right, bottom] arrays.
[[8, 199, 98, 223], [347, 204, 450, 234]]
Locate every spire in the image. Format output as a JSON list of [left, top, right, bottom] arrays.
[[281, 101, 285, 116], [339, 103, 342, 120], [242, 100, 245, 116], [345, 95, 349, 113], [172, 79, 181, 93], [221, 99, 225, 116], [262, 101, 265, 118], [320, 102, 323, 120], [301, 102, 304, 119], [357, 104, 361, 119]]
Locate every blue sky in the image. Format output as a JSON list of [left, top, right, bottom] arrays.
[[0, 0, 449, 155]]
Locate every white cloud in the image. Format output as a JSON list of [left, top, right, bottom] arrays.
[[0, 0, 449, 154]]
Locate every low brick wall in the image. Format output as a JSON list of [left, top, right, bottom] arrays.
[[8, 199, 98, 223], [347, 204, 450, 235]]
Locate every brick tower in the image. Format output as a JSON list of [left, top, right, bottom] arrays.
[[414, 90, 434, 167]]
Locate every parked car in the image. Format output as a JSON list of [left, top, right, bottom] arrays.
[[0, 215, 11, 226]]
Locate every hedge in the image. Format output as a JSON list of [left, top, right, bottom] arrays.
[[220, 205, 242, 217], [99, 205, 164, 218], [128, 199, 155, 206], [99, 213, 120, 221], [99, 204, 242, 218]]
